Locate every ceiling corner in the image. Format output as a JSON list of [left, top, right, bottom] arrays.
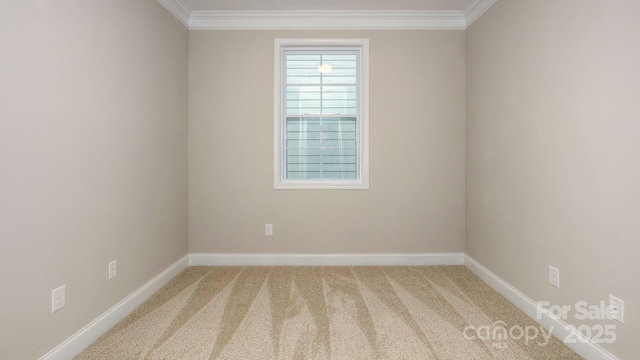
[[463, 0, 497, 28], [157, 0, 192, 28]]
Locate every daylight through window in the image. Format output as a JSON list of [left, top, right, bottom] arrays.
[[274, 39, 369, 189]]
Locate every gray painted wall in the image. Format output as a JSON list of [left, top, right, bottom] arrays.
[[466, 1, 640, 358], [188, 30, 466, 254], [0, 1, 188, 358]]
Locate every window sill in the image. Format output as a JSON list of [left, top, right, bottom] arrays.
[[274, 179, 369, 190]]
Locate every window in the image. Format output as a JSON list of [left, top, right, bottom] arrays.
[[274, 39, 369, 189]]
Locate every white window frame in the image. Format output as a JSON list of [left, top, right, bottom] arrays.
[[274, 38, 369, 190]]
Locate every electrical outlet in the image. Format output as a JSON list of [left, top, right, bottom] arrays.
[[609, 295, 624, 323], [51, 285, 65, 313], [549, 266, 560, 288], [109, 260, 117, 280], [265, 224, 273, 236]]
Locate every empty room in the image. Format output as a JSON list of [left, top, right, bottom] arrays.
[[1, 0, 638, 359]]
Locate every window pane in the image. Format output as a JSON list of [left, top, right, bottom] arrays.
[[321, 139, 357, 148], [323, 156, 357, 164], [322, 60, 356, 68], [287, 86, 321, 92], [288, 164, 321, 171], [322, 172, 357, 179], [322, 100, 357, 108], [287, 131, 321, 140], [322, 148, 356, 156], [322, 108, 356, 116], [322, 76, 356, 84], [287, 68, 322, 77], [287, 171, 322, 179], [287, 100, 321, 108], [286, 123, 321, 132], [287, 148, 322, 156], [286, 60, 320, 68], [322, 54, 355, 61], [282, 48, 360, 182], [285, 116, 357, 180], [322, 132, 356, 140], [323, 164, 357, 171], [287, 92, 321, 100], [286, 108, 322, 116], [287, 139, 321, 148], [322, 68, 356, 77], [322, 123, 356, 132], [322, 91, 356, 100], [287, 155, 321, 164], [287, 54, 321, 61], [286, 76, 321, 84]]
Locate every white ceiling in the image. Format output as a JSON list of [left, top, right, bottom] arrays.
[[182, 0, 474, 12]]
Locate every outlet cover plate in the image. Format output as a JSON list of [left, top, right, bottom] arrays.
[[609, 295, 624, 323], [52, 285, 65, 313], [549, 266, 560, 288], [109, 260, 117, 280]]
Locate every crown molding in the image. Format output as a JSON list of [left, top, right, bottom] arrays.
[[463, 0, 498, 28], [157, 0, 497, 30], [157, 0, 191, 27], [189, 10, 466, 30]]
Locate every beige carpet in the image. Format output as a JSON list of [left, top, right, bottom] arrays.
[[76, 266, 582, 359]]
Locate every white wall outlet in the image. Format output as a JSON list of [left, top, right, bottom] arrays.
[[51, 285, 65, 313], [265, 224, 273, 236], [549, 266, 560, 288], [609, 295, 624, 323], [109, 260, 117, 280]]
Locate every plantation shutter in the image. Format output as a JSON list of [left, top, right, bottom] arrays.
[[283, 49, 359, 180]]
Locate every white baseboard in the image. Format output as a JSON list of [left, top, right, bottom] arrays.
[[189, 252, 465, 266], [39, 255, 190, 360], [464, 255, 619, 360]]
